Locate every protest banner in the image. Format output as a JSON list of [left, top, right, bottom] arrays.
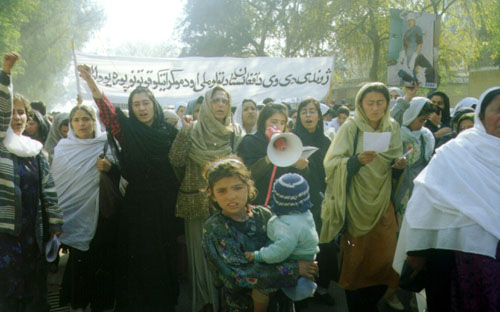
[[75, 52, 334, 107]]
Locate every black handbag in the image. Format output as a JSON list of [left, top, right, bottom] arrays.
[[99, 132, 123, 218], [398, 260, 426, 292]]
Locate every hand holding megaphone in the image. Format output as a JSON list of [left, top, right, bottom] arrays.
[[265, 126, 303, 167]]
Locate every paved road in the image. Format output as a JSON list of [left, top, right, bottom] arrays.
[[49, 253, 420, 312]]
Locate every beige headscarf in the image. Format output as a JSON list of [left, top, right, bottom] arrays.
[[189, 86, 243, 166], [320, 82, 403, 242]]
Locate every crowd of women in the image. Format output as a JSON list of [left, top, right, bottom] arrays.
[[0, 51, 498, 312]]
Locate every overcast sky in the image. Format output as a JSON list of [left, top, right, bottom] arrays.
[[82, 0, 186, 54]]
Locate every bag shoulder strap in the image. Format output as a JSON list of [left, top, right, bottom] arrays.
[[102, 137, 109, 157], [338, 127, 360, 237]]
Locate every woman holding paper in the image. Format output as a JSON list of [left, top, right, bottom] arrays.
[[292, 98, 336, 305], [0, 52, 63, 311], [320, 82, 405, 312]]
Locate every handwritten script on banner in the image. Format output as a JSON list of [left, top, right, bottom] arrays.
[[76, 52, 334, 106]]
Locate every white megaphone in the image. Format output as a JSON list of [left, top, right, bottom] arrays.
[[266, 127, 303, 167]]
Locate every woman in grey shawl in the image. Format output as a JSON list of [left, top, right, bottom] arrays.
[[44, 112, 69, 163]]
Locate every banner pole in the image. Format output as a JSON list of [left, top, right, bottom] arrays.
[[326, 55, 335, 107], [72, 40, 82, 98]]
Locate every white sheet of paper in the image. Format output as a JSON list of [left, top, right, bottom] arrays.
[[363, 132, 392, 153], [301, 146, 319, 159]]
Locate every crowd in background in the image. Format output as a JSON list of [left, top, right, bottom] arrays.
[[0, 51, 499, 312]]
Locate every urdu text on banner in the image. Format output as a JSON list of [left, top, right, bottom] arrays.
[[75, 52, 334, 107]]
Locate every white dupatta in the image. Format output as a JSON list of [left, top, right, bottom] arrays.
[[394, 87, 500, 273], [52, 116, 109, 251]]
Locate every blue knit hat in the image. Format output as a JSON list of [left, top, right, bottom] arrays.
[[270, 173, 313, 216]]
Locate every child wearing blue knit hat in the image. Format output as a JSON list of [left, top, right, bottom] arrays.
[[245, 173, 320, 307]]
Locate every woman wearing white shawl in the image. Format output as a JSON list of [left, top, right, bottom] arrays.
[[233, 98, 258, 134], [44, 112, 69, 163], [394, 87, 500, 311], [175, 102, 187, 129], [389, 87, 404, 109], [0, 53, 63, 311], [450, 96, 478, 117], [393, 97, 435, 222], [52, 104, 116, 311]]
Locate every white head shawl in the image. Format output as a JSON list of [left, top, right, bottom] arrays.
[[52, 107, 109, 251], [233, 99, 258, 134], [175, 103, 187, 129], [394, 87, 500, 273], [175, 103, 187, 115], [401, 97, 435, 161], [3, 126, 43, 157], [389, 87, 404, 109], [389, 87, 404, 98], [451, 97, 479, 117]]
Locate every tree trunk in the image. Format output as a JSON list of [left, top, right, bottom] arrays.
[[370, 37, 380, 81]]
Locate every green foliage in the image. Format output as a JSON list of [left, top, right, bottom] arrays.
[[0, 0, 105, 109], [492, 0, 500, 65], [179, 0, 335, 57], [179, 0, 500, 85]]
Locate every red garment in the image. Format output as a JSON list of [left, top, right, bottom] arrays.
[[94, 94, 123, 142]]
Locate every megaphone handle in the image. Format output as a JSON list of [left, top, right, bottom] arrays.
[[264, 165, 277, 207]]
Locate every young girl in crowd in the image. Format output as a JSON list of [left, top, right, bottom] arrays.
[[169, 86, 243, 312], [244, 173, 319, 311], [202, 157, 318, 312], [393, 97, 435, 224]]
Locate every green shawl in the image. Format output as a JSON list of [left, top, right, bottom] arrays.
[[189, 87, 243, 166], [320, 84, 402, 242]]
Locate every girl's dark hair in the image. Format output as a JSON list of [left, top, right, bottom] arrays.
[[242, 99, 257, 107], [30, 101, 46, 116], [418, 102, 435, 117], [297, 97, 321, 119], [204, 155, 257, 211], [256, 103, 287, 134], [60, 119, 69, 128], [336, 105, 350, 116], [479, 89, 500, 121], [128, 86, 164, 127]]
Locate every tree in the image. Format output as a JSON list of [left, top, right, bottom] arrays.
[[0, 0, 105, 109], [179, 0, 334, 57], [179, 0, 499, 83]]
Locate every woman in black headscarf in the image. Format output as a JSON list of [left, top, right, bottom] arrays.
[[292, 98, 336, 306], [78, 65, 180, 311], [24, 110, 50, 144], [426, 91, 452, 140], [237, 103, 308, 205]]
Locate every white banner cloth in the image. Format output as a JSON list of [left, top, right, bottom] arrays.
[[75, 52, 333, 107]]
